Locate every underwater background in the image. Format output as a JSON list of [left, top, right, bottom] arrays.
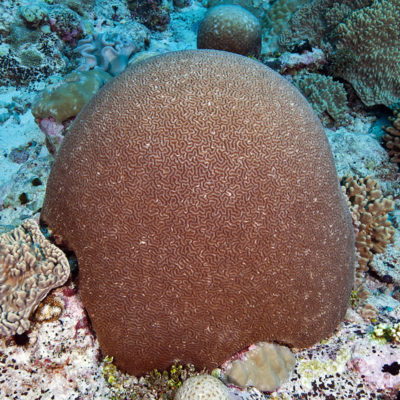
[[0, 0, 400, 399]]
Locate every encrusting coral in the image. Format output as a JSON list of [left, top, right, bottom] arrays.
[[41, 49, 355, 376], [197, 5, 262, 57], [292, 72, 349, 126], [32, 69, 112, 124], [341, 176, 395, 280], [31, 69, 112, 155], [383, 110, 400, 166], [223, 342, 296, 392], [0, 219, 70, 336]]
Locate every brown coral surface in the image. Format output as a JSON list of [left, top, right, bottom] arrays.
[[41, 50, 355, 376]]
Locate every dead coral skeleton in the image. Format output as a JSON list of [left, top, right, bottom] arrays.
[[0, 219, 70, 336]]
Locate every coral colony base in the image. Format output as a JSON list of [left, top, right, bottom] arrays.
[[0, 0, 400, 399]]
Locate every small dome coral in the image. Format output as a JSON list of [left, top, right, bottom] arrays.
[[41, 50, 355, 376], [197, 5, 262, 57]]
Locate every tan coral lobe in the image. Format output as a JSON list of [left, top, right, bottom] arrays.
[[40, 50, 355, 375]]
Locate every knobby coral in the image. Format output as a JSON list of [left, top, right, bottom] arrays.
[[41, 50, 355, 376], [280, 0, 400, 107], [0, 219, 70, 336], [341, 176, 395, 280], [292, 72, 349, 126], [383, 110, 400, 165]]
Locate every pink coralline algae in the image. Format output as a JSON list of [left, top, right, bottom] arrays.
[[48, 16, 83, 45], [278, 48, 326, 74], [348, 339, 400, 393], [0, 283, 110, 399], [38, 117, 66, 156]]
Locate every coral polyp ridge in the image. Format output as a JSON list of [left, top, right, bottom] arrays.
[[0, 0, 399, 399]]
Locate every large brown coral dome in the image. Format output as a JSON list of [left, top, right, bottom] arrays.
[[41, 50, 355, 376]]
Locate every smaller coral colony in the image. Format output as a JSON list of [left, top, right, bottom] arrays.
[[0, 0, 399, 399]]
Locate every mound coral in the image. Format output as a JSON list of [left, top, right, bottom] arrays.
[[41, 50, 355, 375], [206, 0, 270, 26], [175, 375, 230, 400], [341, 176, 395, 279], [197, 5, 261, 57], [0, 219, 70, 336]]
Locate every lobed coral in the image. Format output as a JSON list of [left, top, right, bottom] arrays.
[[341, 176, 395, 279], [75, 32, 139, 77], [197, 5, 262, 57], [292, 72, 349, 126], [0, 219, 70, 336], [383, 110, 400, 166], [41, 49, 355, 376], [223, 342, 296, 392], [280, 0, 400, 107]]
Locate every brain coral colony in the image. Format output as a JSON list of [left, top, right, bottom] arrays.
[[0, 0, 399, 399], [41, 48, 355, 374]]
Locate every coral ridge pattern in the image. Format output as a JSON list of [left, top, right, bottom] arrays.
[[40, 49, 355, 375]]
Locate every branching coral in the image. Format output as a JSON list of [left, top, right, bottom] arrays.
[[371, 322, 400, 343], [383, 110, 400, 166], [341, 176, 395, 279], [0, 219, 70, 336], [292, 72, 349, 126]]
